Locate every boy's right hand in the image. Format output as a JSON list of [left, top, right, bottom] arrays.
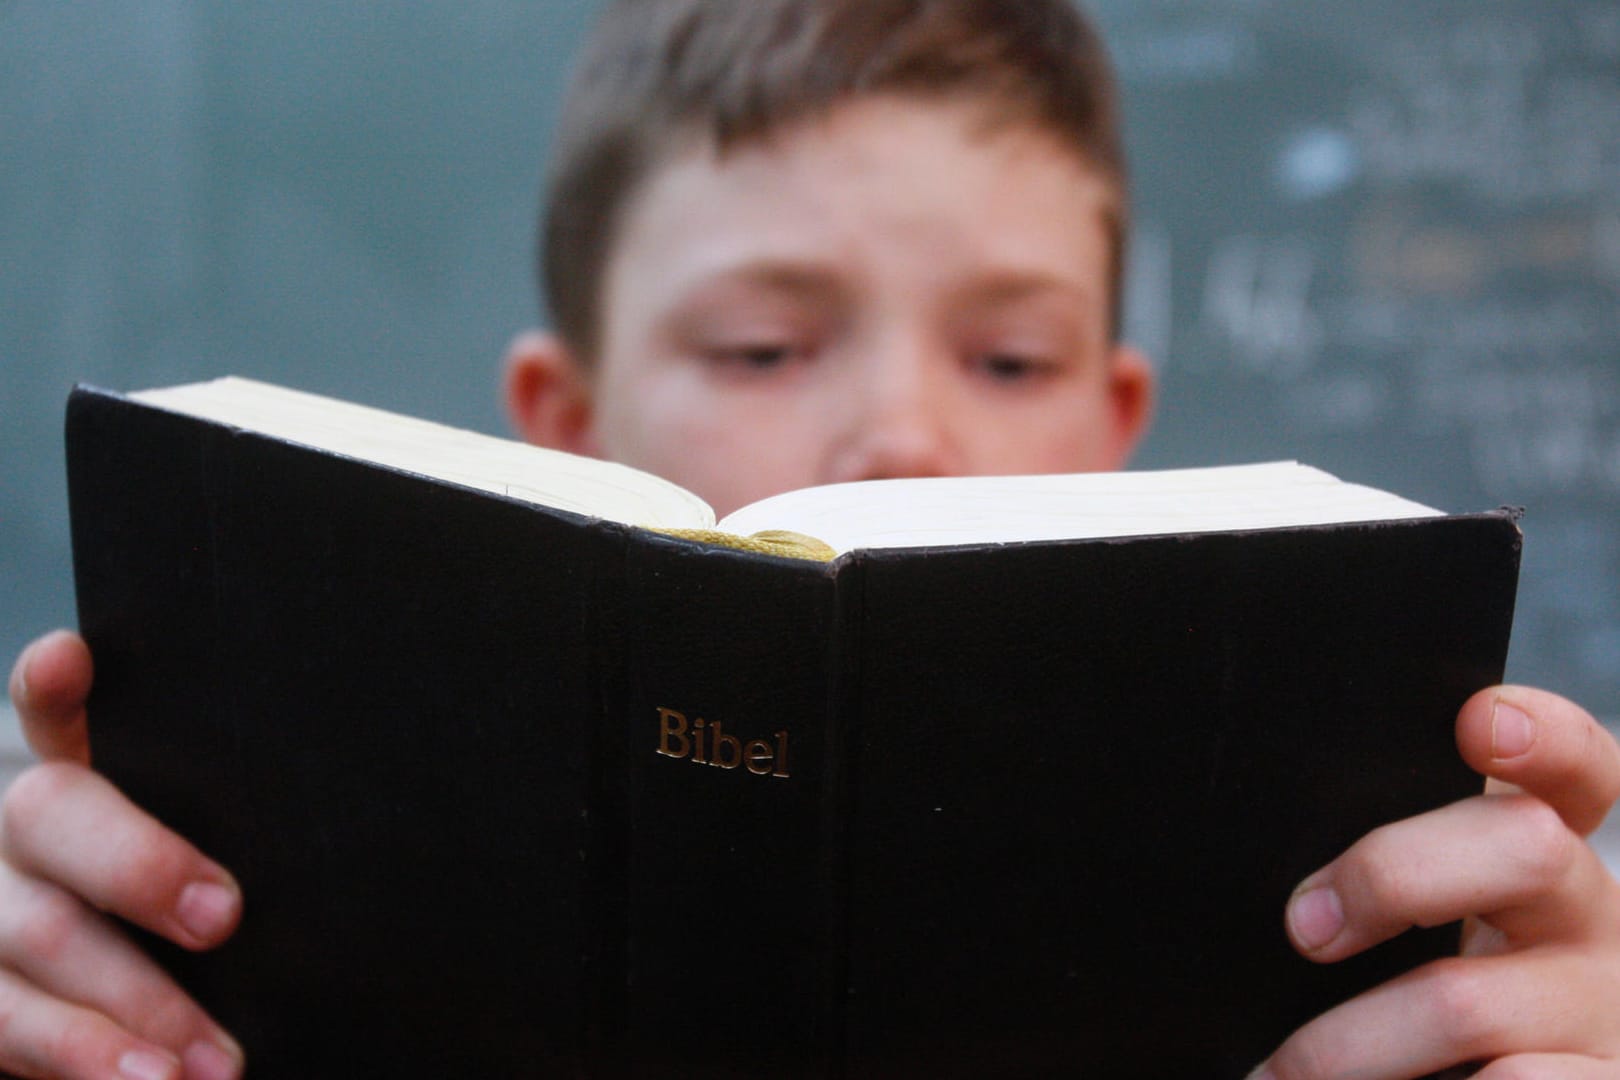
[[2, 631, 244, 1080]]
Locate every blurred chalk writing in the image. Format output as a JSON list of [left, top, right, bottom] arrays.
[[1096, 0, 1620, 717]]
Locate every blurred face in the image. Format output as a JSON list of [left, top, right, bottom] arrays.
[[519, 95, 1152, 517]]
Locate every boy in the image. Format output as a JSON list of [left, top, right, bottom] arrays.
[[7, 2, 1620, 1077]]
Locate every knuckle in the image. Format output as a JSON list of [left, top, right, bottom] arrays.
[[1339, 824, 1423, 916], [1422, 956, 1501, 1052], [11, 887, 84, 966], [127, 990, 207, 1050], [2, 764, 79, 838], [101, 837, 191, 914], [0, 763, 83, 859], [1501, 795, 1577, 890]]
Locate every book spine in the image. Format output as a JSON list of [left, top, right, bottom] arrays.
[[616, 535, 840, 1077], [820, 555, 865, 1076]]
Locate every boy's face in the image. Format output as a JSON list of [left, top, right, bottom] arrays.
[[507, 95, 1153, 517]]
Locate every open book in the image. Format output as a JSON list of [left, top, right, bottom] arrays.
[[130, 375, 1441, 554], [67, 377, 1518, 1077]]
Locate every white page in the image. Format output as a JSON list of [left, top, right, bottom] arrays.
[[132, 377, 716, 530], [718, 464, 1442, 555]]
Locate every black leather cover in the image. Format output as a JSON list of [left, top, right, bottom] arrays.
[[66, 384, 1522, 1077]]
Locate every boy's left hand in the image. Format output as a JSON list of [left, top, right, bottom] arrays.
[[1257, 685, 1620, 1078]]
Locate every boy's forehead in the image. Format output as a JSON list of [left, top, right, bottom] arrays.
[[605, 95, 1119, 314], [646, 94, 1115, 214]]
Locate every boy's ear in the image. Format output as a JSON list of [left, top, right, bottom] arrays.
[[502, 330, 600, 455], [1103, 343, 1156, 468]]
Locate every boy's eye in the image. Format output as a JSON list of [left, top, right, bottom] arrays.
[[705, 343, 809, 373], [724, 345, 792, 368], [973, 352, 1057, 382]]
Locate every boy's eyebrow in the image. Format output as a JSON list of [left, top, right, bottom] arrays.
[[675, 261, 851, 306], [952, 269, 1101, 310], [673, 264, 1097, 310]]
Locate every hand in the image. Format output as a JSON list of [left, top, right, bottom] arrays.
[[1255, 686, 1620, 1078], [1, 631, 244, 1080]]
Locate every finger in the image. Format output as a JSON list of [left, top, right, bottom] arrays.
[[7, 631, 93, 765], [1286, 793, 1619, 961], [1456, 685, 1620, 836], [1473, 1055, 1620, 1079], [0, 764, 240, 951], [1257, 948, 1620, 1080], [0, 863, 242, 1074], [0, 966, 184, 1080]]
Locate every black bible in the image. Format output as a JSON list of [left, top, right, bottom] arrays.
[[65, 378, 1522, 1077]]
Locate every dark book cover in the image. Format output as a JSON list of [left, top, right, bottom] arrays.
[[68, 384, 621, 1073], [839, 519, 1519, 1076], [65, 384, 1521, 1077]]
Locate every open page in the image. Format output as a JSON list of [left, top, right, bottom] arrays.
[[132, 377, 716, 531], [131, 378, 1443, 557], [718, 464, 1443, 555]]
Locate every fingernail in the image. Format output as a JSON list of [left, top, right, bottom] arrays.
[[1288, 885, 1344, 951], [1245, 1069, 1275, 1080], [176, 881, 238, 942], [10, 638, 33, 703], [183, 1037, 244, 1080], [119, 1047, 180, 1080], [1491, 699, 1536, 759]]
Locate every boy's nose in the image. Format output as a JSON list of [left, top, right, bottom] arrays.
[[824, 349, 961, 484]]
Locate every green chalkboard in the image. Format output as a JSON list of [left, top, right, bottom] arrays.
[[1, 2, 598, 673], [1095, 0, 1620, 720], [4, 2, 1617, 721]]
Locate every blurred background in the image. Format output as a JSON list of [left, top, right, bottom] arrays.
[[3, 1, 1617, 852]]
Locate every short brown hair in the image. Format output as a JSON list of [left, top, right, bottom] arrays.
[[541, 0, 1128, 359]]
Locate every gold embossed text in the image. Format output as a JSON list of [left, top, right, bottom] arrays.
[[655, 706, 790, 778]]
